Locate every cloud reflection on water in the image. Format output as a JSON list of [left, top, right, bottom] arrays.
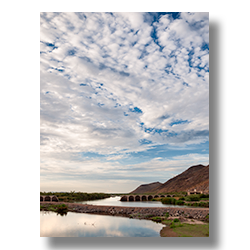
[[40, 211, 163, 237]]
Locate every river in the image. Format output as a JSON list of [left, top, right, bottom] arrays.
[[40, 211, 163, 237], [40, 196, 188, 237], [74, 195, 188, 208]]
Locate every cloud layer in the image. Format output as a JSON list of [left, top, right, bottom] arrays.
[[40, 12, 209, 192]]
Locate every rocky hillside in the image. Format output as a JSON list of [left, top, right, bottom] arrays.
[[130, 164, 209, 194], [130, 182, 162, 194], [154, 164, 209, 193]]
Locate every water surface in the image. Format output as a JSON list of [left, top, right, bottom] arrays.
[[75, 196, 188, 208], [40, 211, 163, 237]]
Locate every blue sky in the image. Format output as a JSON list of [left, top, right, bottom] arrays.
[[40, 12, 209, 193]]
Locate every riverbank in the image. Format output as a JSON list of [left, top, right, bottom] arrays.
[[160, 217, 209, 237]]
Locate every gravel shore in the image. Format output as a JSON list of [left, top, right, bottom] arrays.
[[40, 201, 209, 220]]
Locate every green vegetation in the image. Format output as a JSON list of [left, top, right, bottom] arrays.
[[185, 194, 200, 201], [162, 219, 173, 225], [170, 221, 184, 228], [175, 200, 185, 205], [161, 197, 176, 204], [41, 203, 68, 215], [185, 194, 209, 201], [186, 201, 209, 207], [40, 191, 111, 202], [164, 219, 183, 229], [161, 218, 209, 237], [200, 197, 209, 201], [172, 223, 209, 237], [144, 214, 154, 218], [56, 204, 68, 214], [151, 216, 162, 222], [200, 194, 209, 198], [160, 193, 209, 207], [204, 213, 209, 222], [165, 212, 169, 218]]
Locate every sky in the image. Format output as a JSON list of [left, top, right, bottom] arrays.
[[40, 12, 209, 193]]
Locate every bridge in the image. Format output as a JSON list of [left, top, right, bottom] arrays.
[[40, 195, 59, 202], [120, 194, 175, 201]]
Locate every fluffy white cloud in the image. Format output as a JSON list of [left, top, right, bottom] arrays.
[[40, 12, 209, 191]]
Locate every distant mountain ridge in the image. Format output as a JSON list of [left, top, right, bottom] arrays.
[[130, 181, 162, 194], [130, 164, 209, 194]]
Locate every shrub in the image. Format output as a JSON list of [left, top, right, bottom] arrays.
[[152, 217, 162, 222], [47, 205, 57, 212], [188, 195, 200, 201], [55, 204, 68, 214], [199, 202, 209, 207], [175, 200, 185, 205], [161, 197, 176, 205], [200, 197, 209, 200], [179, 197, 185, 200], [165, 212, 169, 218], [170, 223, 175, 228], [184, 201, 209, 207], [200, 194, 209, 199], [173, 218, 179, 222]]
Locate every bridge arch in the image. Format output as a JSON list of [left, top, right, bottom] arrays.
[[40, 196, 43, 202], [45, 196, 51, 201], [154, 195, 159, 198], [142, 195, 147, 201], [148, 195, 153, 201], [160, 195, 165, 197], [129, 196, 134, 201], [52, 196, 59, 202], [135, 195, 140, 201], [120, 196, 128, 201]]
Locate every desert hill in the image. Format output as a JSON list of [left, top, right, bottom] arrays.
[[154, 164, 209, 193], [130, 164, 209, 194], [130, 182, 162, 194]]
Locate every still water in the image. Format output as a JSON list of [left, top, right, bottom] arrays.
[[40, 211, 163, 237], [75, 196, 188, 208]]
